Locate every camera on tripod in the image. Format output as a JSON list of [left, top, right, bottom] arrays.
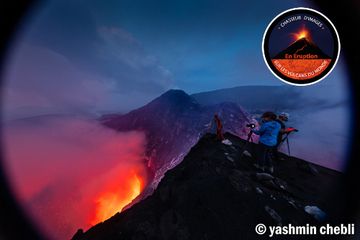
[[279, 127, 299, 158], [246, 123, 256, 129], [285, 127, 299, 133]]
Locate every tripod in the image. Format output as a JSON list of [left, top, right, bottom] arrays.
[[278, 131, 296, 157], [238, 131, 254, 160]]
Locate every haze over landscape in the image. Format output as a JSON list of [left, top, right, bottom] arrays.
[[0, 0, 352, 239]]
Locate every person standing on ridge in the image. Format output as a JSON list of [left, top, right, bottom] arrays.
[[213, 114, 225, 141], [252, 112, 281, 174]]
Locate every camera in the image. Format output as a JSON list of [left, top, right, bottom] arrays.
[[285, 127, 299, 133], [246, 123, 256, 129]]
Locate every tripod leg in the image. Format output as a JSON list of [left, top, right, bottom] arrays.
[[239, 132, 253, 161], [286, 138, 291, 157], [278, 133, 288, 150]]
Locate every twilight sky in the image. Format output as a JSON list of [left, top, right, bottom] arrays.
[[2, 0, 344, 119], [0, 1, 353, 239]]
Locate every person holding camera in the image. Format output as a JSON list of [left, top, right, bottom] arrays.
[[251, 111, 281, 174]]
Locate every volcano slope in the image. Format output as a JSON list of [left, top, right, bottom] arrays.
[[73, 133, 343, 240]]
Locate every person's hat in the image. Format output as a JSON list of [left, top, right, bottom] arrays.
[[279, 112, 290, 121], [261, 111, 277, 120]]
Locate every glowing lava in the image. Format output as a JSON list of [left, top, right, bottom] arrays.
[[291, 25, 312, 42], [297, 30, 308, 40], [90, 173, 143, 225]]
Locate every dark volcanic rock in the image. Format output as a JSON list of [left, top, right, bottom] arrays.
[[73, 133, 342, 240], [100, 90, 252, 203], [72, 229, 84, 240]]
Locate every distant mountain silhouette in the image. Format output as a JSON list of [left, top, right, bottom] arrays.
[[273, 37, 331, 59], [73, 133, 342, 240], [192, 86, 301, 113], [191, 85, 341, 115]]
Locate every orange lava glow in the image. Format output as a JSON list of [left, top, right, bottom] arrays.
[[291, 25, 312, 42], [90, 173, 143, 225]]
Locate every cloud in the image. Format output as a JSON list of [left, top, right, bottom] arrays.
[[2, 34, 174, 119], [3, 1, 175, 119], [287, 105, 350, 170], [95, 26, 174, 93], [2, 116, 148, 239], [2, 44, 113, 119]]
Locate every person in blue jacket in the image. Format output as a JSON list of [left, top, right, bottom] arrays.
[[251, 111, 281, 174]]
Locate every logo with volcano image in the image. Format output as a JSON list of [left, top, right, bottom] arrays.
[[262, 8, 340, 85]]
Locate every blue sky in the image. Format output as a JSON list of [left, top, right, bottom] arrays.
[[2, 0, 350, 117], [28, 0, 309, 90]]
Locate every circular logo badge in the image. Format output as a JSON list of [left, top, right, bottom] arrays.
[[262, 8, 340, 86]]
